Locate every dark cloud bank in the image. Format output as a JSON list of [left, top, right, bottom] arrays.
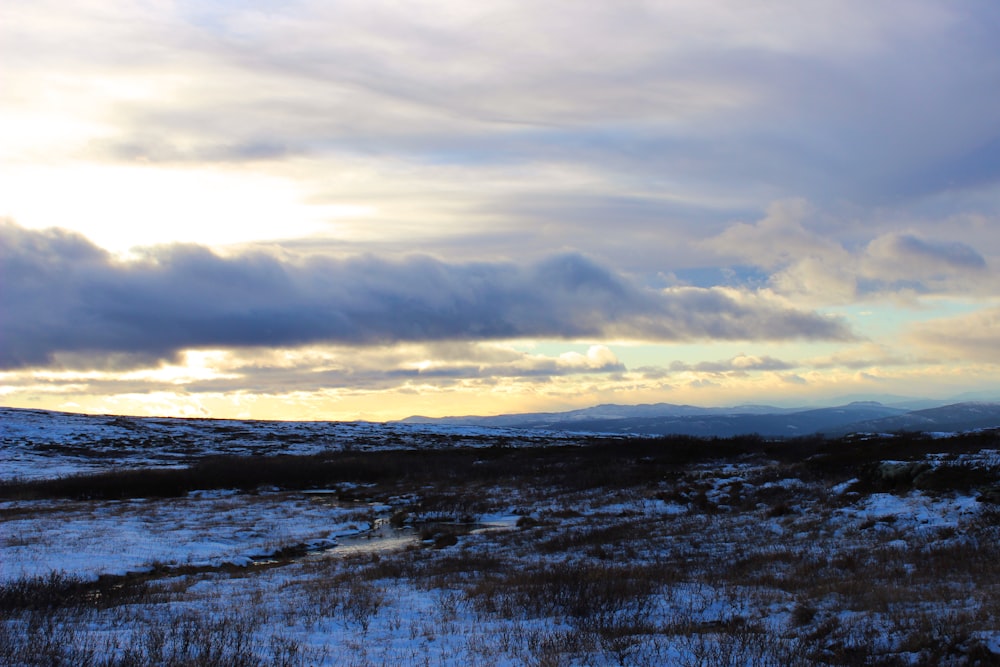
[[0, 222, 853, 369]]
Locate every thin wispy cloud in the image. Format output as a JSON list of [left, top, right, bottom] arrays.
[[906, 308, 1000, 363], [670, 355, 797, 374]]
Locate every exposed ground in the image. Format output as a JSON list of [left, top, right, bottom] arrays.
[[2, 412, 1000, 666]]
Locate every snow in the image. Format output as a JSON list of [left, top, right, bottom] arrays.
[[475, 511, 522, 528], [837, 491, 981, 531], [832, 478, 860, 494], [3, 406, 1000, 665], [0, 406, 589, 482], [980, 632, 1000, 655], [0, 492, 378, 582]]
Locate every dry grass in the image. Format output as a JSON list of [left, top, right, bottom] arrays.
[[3, 431, 1000, 665]]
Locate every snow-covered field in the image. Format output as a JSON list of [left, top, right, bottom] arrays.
[[2, 408, 1000, 665], [1, 491, 383, 581], [0, 406, 585, 481]]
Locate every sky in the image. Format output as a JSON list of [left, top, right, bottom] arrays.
[[2, 0, 1000, 421]]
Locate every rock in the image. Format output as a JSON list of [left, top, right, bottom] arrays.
[[877, 461, 931, 486], [976, 485, 1000, 504]]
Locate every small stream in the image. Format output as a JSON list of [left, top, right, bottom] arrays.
[[324, 513, 521, 556], [331, 521, 419, 556], [251, 513, 521, 565]]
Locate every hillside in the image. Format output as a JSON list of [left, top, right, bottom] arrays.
[[403, 401, 1000, 438], [823, 402, 1000, 437]]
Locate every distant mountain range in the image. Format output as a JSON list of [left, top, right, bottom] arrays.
[[401, 400, 1000, 438], [3, 399, 999, 445], [820, 402, 1000, 437]]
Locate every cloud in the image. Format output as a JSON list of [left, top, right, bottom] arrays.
[[8, 0, 1000, 213], [702, 199, 839, 270], [0, 222, 854, 369], [704, 203, 992, 304], [862, 233, 987, 280], [807, 343, 911, 370], [384, 345, 626, 382], [670, 354, 796, 374], [702, 200, 860, 303], [3, 0, 1000, 310], [0, 343, 627, 397], [905, 307, 1000, 363], [5, 2, 1000, 417]]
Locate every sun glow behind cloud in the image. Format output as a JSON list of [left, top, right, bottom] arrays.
[[0, 164, 375, 252]]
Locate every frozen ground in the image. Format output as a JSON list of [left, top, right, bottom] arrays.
[[0, 406, 586, 481], [1, 491, 385, 581], [2, 408, 1000, 665]]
